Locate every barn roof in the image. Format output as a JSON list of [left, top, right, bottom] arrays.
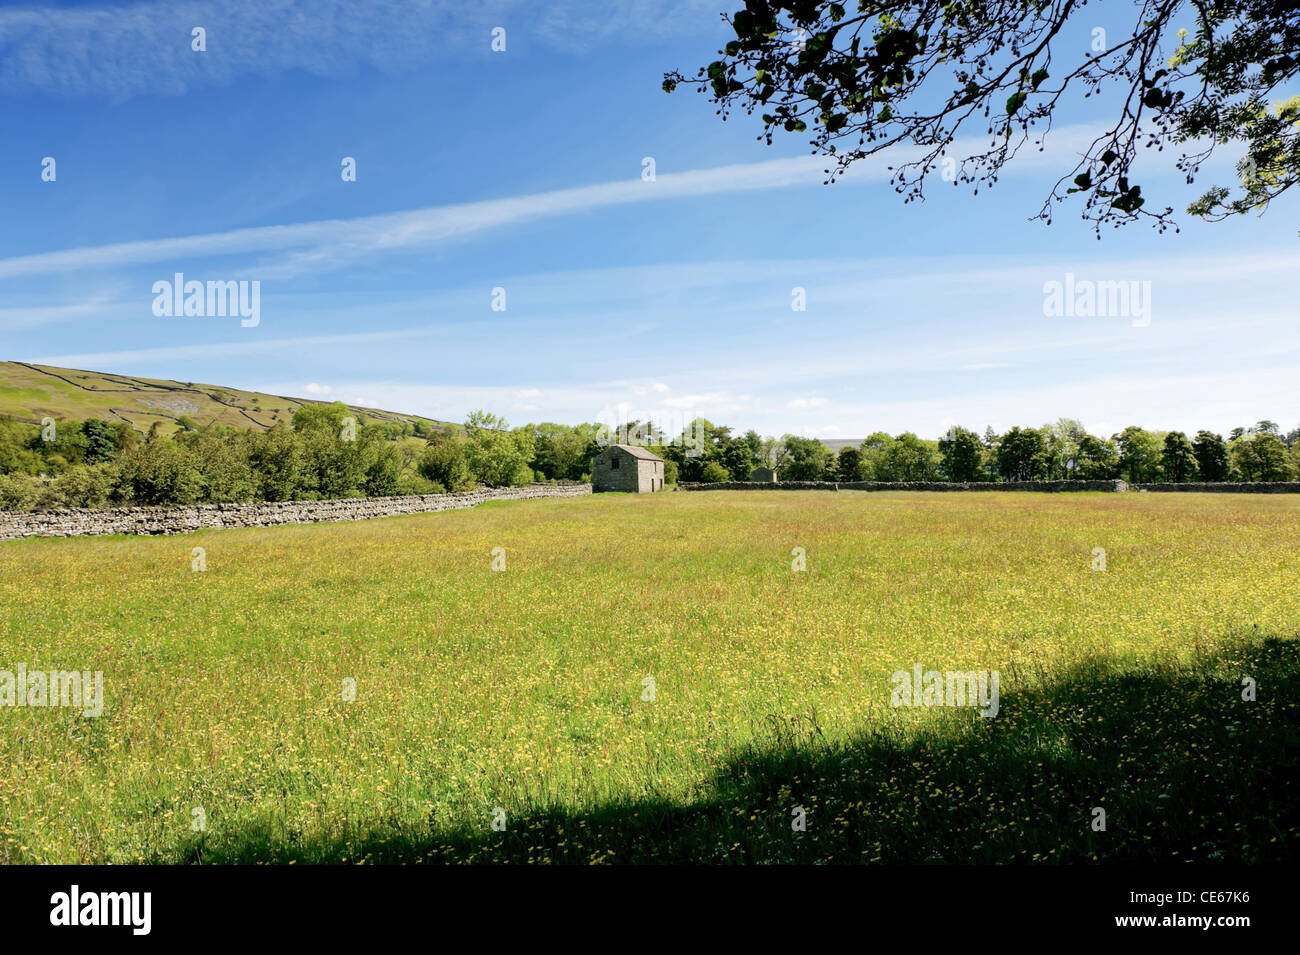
[[607, 444, 664, 461]]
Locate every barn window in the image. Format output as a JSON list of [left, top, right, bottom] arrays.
[[610, 456, 620, 469]]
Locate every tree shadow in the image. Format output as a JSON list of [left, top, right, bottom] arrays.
[[171, 636, 1299, 864]]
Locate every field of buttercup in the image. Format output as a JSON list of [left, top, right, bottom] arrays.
[[2, 491, 1298, 864]]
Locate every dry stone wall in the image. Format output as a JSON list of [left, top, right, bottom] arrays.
[[1130, 482, 1300, 493], [678, 481, 839, 491], [0, 484, 591, 541], [679, 480, 1130, 492], [681, 479, 1300, 493], [838, 480, 1130, 492]]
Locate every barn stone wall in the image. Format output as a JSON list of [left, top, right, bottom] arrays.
[[592, 449, 663, 492], [592, 451, 640, 492], [0, 484, 592, 541]]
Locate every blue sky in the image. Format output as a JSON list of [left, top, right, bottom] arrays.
[[2, 0, 1297, 440]]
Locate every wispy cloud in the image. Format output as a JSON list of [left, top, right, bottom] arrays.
[[0, 299, 124, 331], [26, 324, 461, 367], [0, 156, 828, 280], [0, 124, 1110, 282], [0, 0, 722, 99]]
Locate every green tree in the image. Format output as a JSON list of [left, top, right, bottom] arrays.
[[0, 416, 43, 475], [1231, 432, 1294, 481], [34, 416, 90, 474], [723, 438, 761, 480], [996, 427, 1047, 481], [300, 427, 369, 498], [858, 432, 895, 480], [780, 435, 834, 480], [46, 463, 117, 508], [885, 432, 939, 481], [1192, 431, 1230, 482], [116, 436, 202, 505], [363, 441, 406, 497], [699, 460, 731, 483], [1074, 435, 1120, 480], [180, 426, 256, 503], [527, 422, 601, 481], [463, 411, 536, 487], [418, 430, 474, 492], [1115, 427, 1164, 483], [938, 426, 984, 482], [1043, 419, 1087, 478], [80, 418, 120, 464], [290, 402, 370, 497], [292, 401, 354, 435], [759, 436, 788, 471], [836, 445, 865, 481], [666, 1, 1300, 234], [250, 422, 306, 501], [1160, 431, 1199, 483]]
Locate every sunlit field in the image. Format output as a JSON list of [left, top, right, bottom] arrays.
[[2, 491, 1297, 864]]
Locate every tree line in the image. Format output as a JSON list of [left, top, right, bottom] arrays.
[[645, 418, 1300, 484], [782, 421, 1300, 485], [1, 407, 1297, 510]]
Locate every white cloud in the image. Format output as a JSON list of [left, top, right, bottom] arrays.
[[0, 1, 724, 100], [786, 397, 828, 409], [0, 300, 125, 332], [304, 382, 332, 395], [26, 324, 462, 367], [661, 391, 754, 410], [0, 124, 1112, 282]]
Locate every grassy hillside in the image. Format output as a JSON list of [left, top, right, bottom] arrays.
[[0, 361, 453, 435], [1, 490, 1296, 864]]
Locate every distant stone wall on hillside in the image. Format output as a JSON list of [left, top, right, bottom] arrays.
[[678, 480, 1130, 492], [0, 484, 592, 540]]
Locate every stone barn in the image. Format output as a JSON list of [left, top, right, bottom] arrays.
[[592, 444, 665, 493], [750, 466, 778, 483]]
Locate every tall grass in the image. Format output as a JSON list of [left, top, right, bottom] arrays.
[[1, 491, 1297, 863]]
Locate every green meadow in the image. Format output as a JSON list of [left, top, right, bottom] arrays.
[[1, 490, 1297, 863]]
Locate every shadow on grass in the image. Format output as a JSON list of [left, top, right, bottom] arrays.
[[177, 636, 1299, 864]]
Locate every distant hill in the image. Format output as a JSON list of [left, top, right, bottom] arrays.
[[820, 438, 865, 452], [0, 361, 454, 436]]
